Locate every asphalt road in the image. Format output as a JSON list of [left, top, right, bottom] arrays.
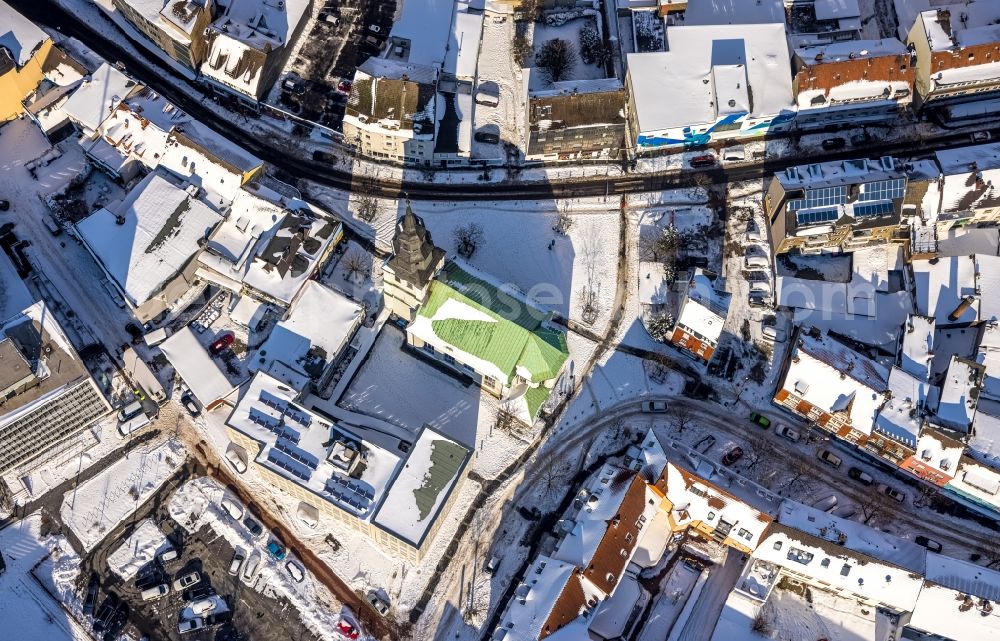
[[9, 0, 994, 201]]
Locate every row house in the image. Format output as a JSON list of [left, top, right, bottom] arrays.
[[792, 39, 915, 130], [669, 269, 729, 363]]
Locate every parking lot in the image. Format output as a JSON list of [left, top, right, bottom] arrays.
[[278, 0, 398, 127], [76, 464, 308, 641]]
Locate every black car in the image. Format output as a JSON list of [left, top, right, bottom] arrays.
[[180, 391, 201, 417], [474, 131, 500, 144], [821, 137, 846, 151], [205, 610, 234, 626], [243, 515, 264, 538], [102, 602, 129, 641], [0, 200, 9, 212], [183, 584, 215, 601], [915, 535, 943, 553], [83, 573, 100, 615], [847, 467, 874, 486], [92, 593, 120, 632]]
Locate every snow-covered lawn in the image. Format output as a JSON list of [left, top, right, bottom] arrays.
[[529, 16, 608, 90], [60, 438, 186, 551], [412, 201, 621, 333], [107, 519, 173, 580], [0, 513, 89, 641], [636, 562, 702, 641], [759, 582, 877, 641]]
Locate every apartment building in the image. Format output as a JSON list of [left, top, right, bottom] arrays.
[[0, 300, 111, 474], [112, 0, 214, 70], [906, 5, 1000, 109], [764, 156, 910, 255], [792, 39, 915, 130], [525, 79, 627, 161]]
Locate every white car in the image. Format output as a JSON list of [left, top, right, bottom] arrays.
[[178, 618, 205, 634], [225, 448, 247, 474], [220, 497, 244, 521], [172, 571, 201, 591], [775, 424, 801, 442], [286, 560, 305, 583]]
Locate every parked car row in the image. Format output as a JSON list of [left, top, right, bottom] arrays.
[[218, 495, 305, 585]]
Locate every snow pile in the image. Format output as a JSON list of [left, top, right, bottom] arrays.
[[0, 512, 90, 641], [107, 519, 173, 580], [60, 438, 186, 551]]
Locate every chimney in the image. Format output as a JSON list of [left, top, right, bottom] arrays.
[[948, 295, 976, 321]]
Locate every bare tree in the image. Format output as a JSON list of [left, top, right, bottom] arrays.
[[354, 175, 378, 223], [858, 491, 895, 527], [578, 285, 600, 326], [536, 39, 578, 84], [553, 212, 574, 235], [691, 172, 714, 190], [666, 403, 693, 435], [780, 458, 817, 497], [342, 250, 369, 284], [494, 400, 519, 434], [453, 222, 485, 258], [517, 0, 541, 21], [511, 32, 533, 68]]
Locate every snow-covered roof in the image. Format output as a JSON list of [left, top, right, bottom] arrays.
[[0, 301, 98, 431], [908, 581, 1000, 640], [874, 366, 937, 449], [552, 465, 659, 597], [793, 39, 912, 108], [0, 0, 47, 68], [924, 550, 1000, 601], [935, 356, 984, 432], [626, 23, 793, 134], [115, 0, 206, 40], [201, 0, 310, 99], [776, 156, 901, 190], [900, 314, 935, 380], [675, 0, 784, 24], [752, 525, 924, 611], [934, 143, 1000, 215], [781, 330, 890, 433], [912, 427, 966, 479], [387, 0, 457, 68], [813, 0, 860, 20], [444, 11, 483, 79], [912, 255, 978, 324], [77, 171, 222, 307], [344, 67, 438, 139], [495, 555, 596, 641], [776, 500, 926, 574], [160, 119, 263, 205], [0, 250, 34, 324], [659, 462, 775, 550], [676, 269, 728, 344], [226, 372, 402, 516], [372, 424, 470, 546], [159, 326, 235, 405], [197, 188, 286, 287], [228, 294, 268, 328], [916, 2, 1000, 50], [61, 62, 139, 133], [948, 455, 1000, 510], [242, 201, 341, 305], [252, 281, 361, 390]]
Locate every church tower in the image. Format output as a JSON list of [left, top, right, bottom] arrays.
[[382, 201, 445, 322]]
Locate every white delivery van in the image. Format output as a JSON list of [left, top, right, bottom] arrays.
[[744, 256, 769, 270], [117, 400, 150, 438]]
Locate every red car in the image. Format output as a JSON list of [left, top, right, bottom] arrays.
[[689, 154, 716, 168], [337, 79, 352, 93], [209, 333, 234, 355], [721, 446, 744, 466], [336, 618, 360, 640]]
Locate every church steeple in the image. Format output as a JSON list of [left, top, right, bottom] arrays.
[[382, 200, 445, 321], [387, 200, 444, 291]]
